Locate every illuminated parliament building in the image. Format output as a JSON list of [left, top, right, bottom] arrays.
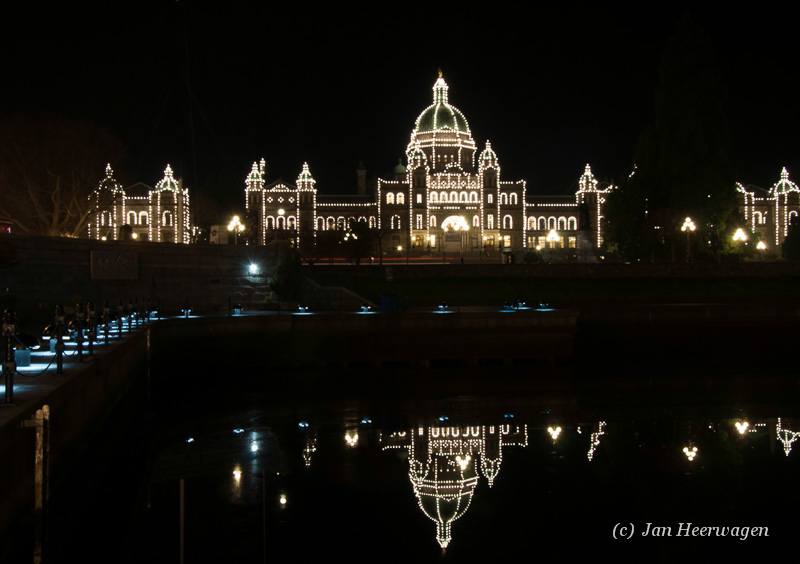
[[89, 164, 192, 244], [244, 72, 612, 257], [87, 73, 800, 255]]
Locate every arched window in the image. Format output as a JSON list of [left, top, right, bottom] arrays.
[[267, 216, 275, 229], [753, 211, 763, 225], [568, 217, 577, 230], [440, 191, 448, 203], [337, 217, 345, 230], [449, 191, 458, 203], [430, 192, 438, 203], [503, 215, 513, 229], [500, 193, 508, 205], [510, 193, 518, 205], [548, 217, 557, 230], [470, 192, 478, 203], [459, 192, 467, 203], [277, 216, 285, 229], [528, 217, 536, 229], [127, 211, 137, 225], [488, 215, 494, 229], [163, 211, 173, 227], [391, 215, 402, 229], [327, 217, 336, 230], [430, 216, 437, 227], [288, 216, 296, 230], [538, 217, 546, 230], [369, 217, 376, 228], [473, 215, 480, 227], [397, 192, 405, 205], [139, 212, 149, 226], [316, 217, 325, 230], [557, 217, 567, 230], [386, 192, 394, 204]]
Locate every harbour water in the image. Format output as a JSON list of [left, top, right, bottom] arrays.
[[34, 316, 800, 563]]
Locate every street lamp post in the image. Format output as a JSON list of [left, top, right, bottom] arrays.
[[228, 215, 245, 245], [681, 217, 696, 262], [546, 229, 559, 262], [733, 228, 748, 261]]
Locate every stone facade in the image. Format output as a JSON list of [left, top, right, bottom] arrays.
[[89, 164, 192, 244], [738, 168, 800, 249], [245, 74, 612, 258]]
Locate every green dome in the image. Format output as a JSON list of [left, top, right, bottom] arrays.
[[413, 77, 471, 134]]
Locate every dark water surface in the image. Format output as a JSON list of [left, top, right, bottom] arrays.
[[30, 320, 800, 563]]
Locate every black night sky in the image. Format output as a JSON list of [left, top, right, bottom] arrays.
[[4, 2, 799, 215]]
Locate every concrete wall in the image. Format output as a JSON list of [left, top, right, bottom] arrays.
[[0, 235, 277, 322], [313, 260, 800, 279]]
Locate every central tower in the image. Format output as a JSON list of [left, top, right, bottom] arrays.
[[407, 71, 477, 174]]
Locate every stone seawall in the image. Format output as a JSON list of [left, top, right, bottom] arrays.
[[0, 235, 277, 320], [149, 310, 579, 368], [0, 328, 148, 540]]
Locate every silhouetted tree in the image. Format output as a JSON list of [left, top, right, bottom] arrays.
[[341, 220, 372, 265], [605, 15, 737, 261], [269, 253, 304, 301], [0, 114, 124, 237]]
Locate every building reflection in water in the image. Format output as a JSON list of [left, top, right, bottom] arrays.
[[777, 417, 800, 455], [133, 412, 800, 561], [382, 423, 528, 550]]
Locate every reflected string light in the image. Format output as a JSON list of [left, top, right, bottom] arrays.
[[587, 421, 606, 461], [777, 418, 799, 456]]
